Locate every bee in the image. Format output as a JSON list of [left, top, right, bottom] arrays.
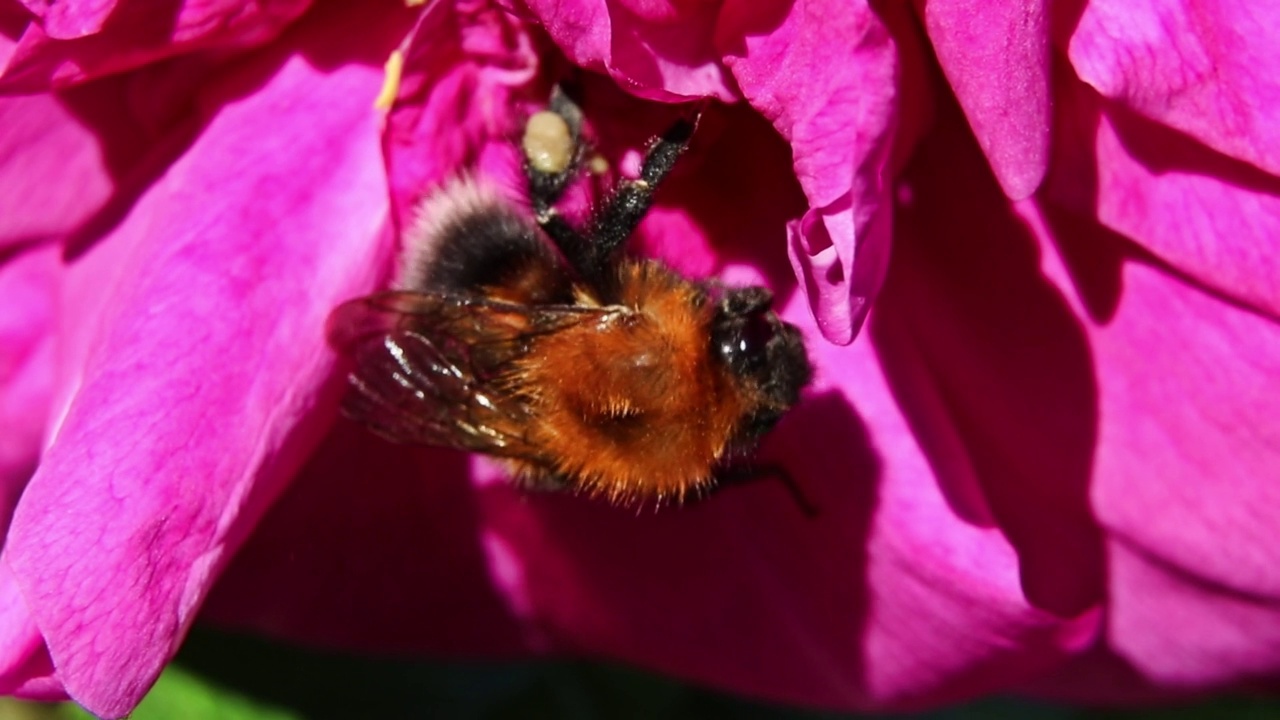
[[327, 89, 812, 510]]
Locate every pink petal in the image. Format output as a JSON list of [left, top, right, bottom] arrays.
[[16, 0, 116, 39], [382, 0, 541, 230], [203, 421, 533, 654], [716, 0, 899, 344], [0, 243, 57, 504], [1, 0, 311, 91], [1069, 0, 1280, 179], [3, 3, 409, 716], [1075, 245, 1280, 648], [1044, 69, 1280, 342], [0, 90, 132, 250], [1028, 141, 1280, 690], [0, 560, 60, 701], [0, 244, 60, 701], [914, 0, 1050, 199], [515, 0, 736, 101], [1093, 107, 1280, 334], [1106, 539, 1280, 688], [208, 307, 1097, 709]]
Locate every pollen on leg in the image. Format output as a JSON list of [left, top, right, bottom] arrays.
[[523, 110, 575, 174]]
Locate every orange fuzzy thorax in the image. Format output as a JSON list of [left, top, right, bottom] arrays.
[[511, 260, 748, 503]]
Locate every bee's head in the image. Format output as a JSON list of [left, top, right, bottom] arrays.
[[711, 286, 812, 439]]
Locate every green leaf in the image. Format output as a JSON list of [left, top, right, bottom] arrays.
[[60, 664, 298, 720]]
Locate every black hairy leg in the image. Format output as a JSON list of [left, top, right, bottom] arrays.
[[521, 88, 699, 298]]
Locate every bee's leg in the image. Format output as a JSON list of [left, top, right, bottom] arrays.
[[561, 115, 698, 293], [585, 116, 696, 267], [520, 87, 698, 292], [523, 86, 595, 274], [712, 463, 818, 518]]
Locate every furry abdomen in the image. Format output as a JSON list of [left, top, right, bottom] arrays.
[[512, 261, 748, 502]]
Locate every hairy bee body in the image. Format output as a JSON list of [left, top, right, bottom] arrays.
[[328, 93, 811, 509], [509, 260, 746, 502]]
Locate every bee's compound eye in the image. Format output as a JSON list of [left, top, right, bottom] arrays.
[[716, 310, 776, 376], [740, 312, 776, 357]]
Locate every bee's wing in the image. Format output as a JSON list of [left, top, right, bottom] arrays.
[[326, 290, 607, 459]]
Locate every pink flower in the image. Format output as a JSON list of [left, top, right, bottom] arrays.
[[2, 0, 1279, 717]]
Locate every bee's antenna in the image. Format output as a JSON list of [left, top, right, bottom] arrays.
[[714, 463, 819, 518], [774, 468, 819, 519]]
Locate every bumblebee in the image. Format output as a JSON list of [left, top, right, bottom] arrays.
[[327, 90, 812, 509]]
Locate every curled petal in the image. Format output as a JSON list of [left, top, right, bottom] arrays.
[[515, 0, 736, 101], [3, 3, 408, 716], [716, 0, 898, 344], [1, 0, 312, 91]]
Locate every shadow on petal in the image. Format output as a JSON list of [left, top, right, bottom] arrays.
[[872, 78, 1103, 618], [479, 390, 881, 707], [204, 417, 530, 655]]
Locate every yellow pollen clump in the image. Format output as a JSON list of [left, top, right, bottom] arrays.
[[522, 110, 574, 174]]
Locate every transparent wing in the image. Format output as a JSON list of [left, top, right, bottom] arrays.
[[326, 290, 611, 459]]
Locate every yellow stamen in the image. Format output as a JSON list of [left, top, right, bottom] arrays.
[[374, 50, 405, 111]]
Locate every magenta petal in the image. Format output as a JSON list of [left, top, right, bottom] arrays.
[[17, 0, 116, 39], [1092, 107, 1280, 320], [717, 0, 898, 344], [0, 92, 125, 250], [1030, 136, 1280, 687], [1082, 260, 1280, 618], [1, 0, 311, 91], [914, 0, 1050, 199], [1043, 71, 1280, 324], [1106, 540, 1280, 688], [1069, 0, 1280, 178], [3, 4, 407, 716], [0, 243, 57, 501], [0, 560, 60, 701], [517, 0, 736, 101], [382, 0, 541, 228]]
